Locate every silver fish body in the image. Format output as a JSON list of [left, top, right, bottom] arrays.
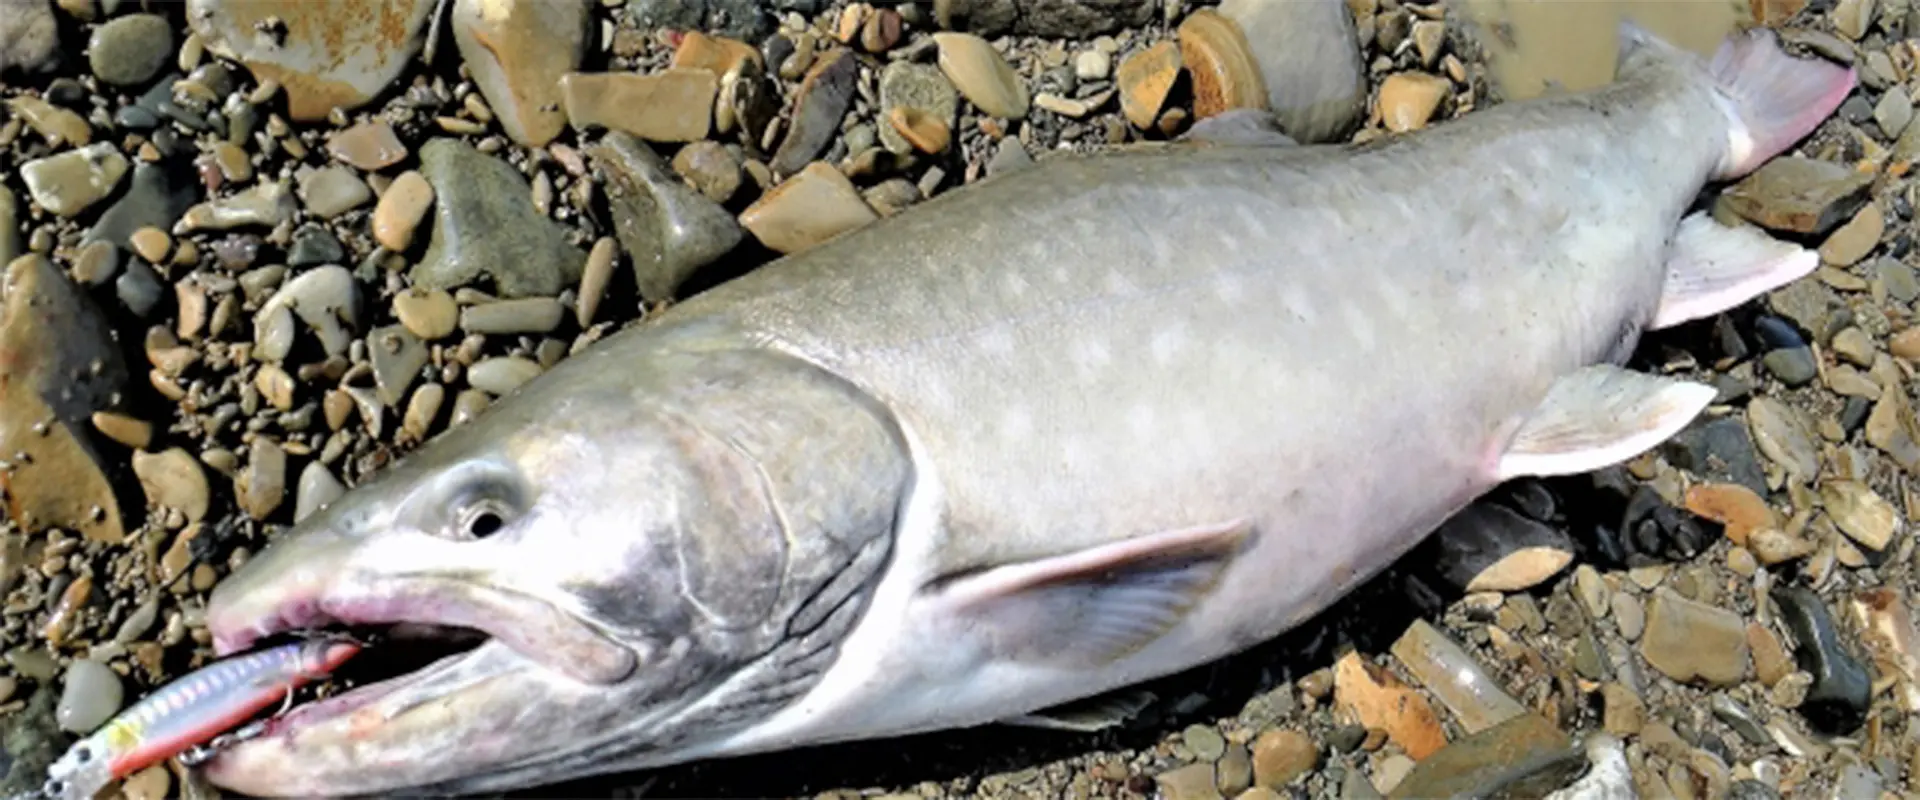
[[199, 23, 1853, 797]]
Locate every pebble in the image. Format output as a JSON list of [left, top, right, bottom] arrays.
[[187, 0, 440, 120], [0, 0, 59, 73], [878, 61, 960, 156], [175, 180, 298, 233], [253, 266, 360, 364], [1217, 0, 1366, 141], [1249, 729, 1316, 789], [88, 13, 172, 86], [1819, 203, 1883, 266], [236, 439, 287, 519], [1156, 763, 1221, 800], [1639, 588, 1749, 686], [130, 448, 211, 523], [1384, 712, 1581, 799], [0, 255, 129, 543], [1819, 480, 1897, 550], [561, 69, 719, 144], [368, 325, 429, 406], [327, 120, 409, 171], [462, 298, 565, 335], [89, 163, 198, 251], [1760, 346, 1818, 385], [1874, 89, 1912, 140], [298, 166, 373, 219], [739, 161, 879, 255], [393, 287, 459, 340], [56, 659, 121, 733], [1611, 592, 1645, 640], [413, 138, 586, 297], [670, 141, 744, 205], [1074, 50, 1111, 81], [1117, 40, 1181, 129], [888, 107, 952, 154], [21, 143, 129, 218], [451, 0, 587, 147], [1184, 724, 1227, 762], [467, 357, 544, 395], [0, 188, 15, 267], [1177, 9, 1268, 119], [121, 766, 170, 800], [1683, 482, 1777, 547], [116, 259, 164, 317], [590, 132, 745, 301], [373, 170, 435, 252], [1831, 0, 1875, 39], [1723, 157, 1873, 235], [1429, 500, 1573, 592], [576, 237, 618, 326], [6, 96, 91, 147], [772, 49, 859, 174], [91, 411, 151, 449], [1746, 396, 1819, 483], [1829, 326, 1874, 366], [1378, 72, 1449, 132], [934, 32, 1030, 119]]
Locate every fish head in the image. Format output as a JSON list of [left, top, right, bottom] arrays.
[[200, 343, 903, 796]]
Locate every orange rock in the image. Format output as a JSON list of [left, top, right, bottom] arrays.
[[1378, 72, 1449, 132], [671, 31, 763, 77], [1332, 651, 1447, 760], [1683, 483, 1778, 547], [1890, 326, 1920, 360], [888, 107, 952, 154], [1117, 40, 1182, 130], [1177, 9, 1268, 119]]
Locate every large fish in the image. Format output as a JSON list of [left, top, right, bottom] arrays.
[[199, 21, 1853, 797]]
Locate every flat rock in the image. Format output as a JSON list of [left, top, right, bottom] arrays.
[[21, 143, 129, 218], [368, 325, 428, 406], [374, 171, 435, 252], [1820, 480, 1897, 550], [5, 96, 90, 147], [772, 48, 860, 174], [1746, 396, 1820, 483], [1332, 651, 1447, 760], [878, 62, 960, 155], [0, 0, 59, 75], [297, 166, 372, 219], [561, 69, 718, 143], [934, 32, 1029, 119], [254, 265, 363, 361], [412, 138, 586, 297], [1430, 500, 1573, 592], [1217, 0, 1366, 142], [451, 0, 589, 147], [1818, 203, 1883, 266], [932, 0, 1156, 38], [1379, 72, 1449, 132], [1177, 9, 1267, 120], [1639, 589, 1750, 686], [1386, 713, 1581, 799], [130, 447, 210, 523], [174, 180, 298, 234], [1722, 157, 1873, 235], [589, 132, 744, 301], [0, 255, 130, 544], [1773, 584, 1871, 733], [327, 120, 408, 171], [1117, 40, 1182, 129], [88, 13, 172, 86], [738, 161, 878, 255], [0, 189, 16, 268], [186, 0, 439, 120]]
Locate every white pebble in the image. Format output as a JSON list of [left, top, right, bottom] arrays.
[[57, 659, 122, 734], [1074, 50, 1111, 81]]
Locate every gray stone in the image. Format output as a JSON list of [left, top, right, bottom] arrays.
[[115, 258, 164, 317], [1761, 347, 1818, 386], [86, 161, 200, 253], [368, 325, 428, 407], [297, 166, 373, 219], [1723, 157, 1874, 235], [879, 62, 961, 155], [289, 224, 346, 267], [0, 683, 63, 797], [1874, 89, 1913, 140], [88, 13, 173, 86], [412, 139, 585, 297], [1877, 257, 1919, 302], [0, 0, 59, 75], [934, 0, 1157, 38], [0, 187, 17, 268], [1217, 0, 1367, 143], [626, 0, 775, 40], [588, 133, 745, 302], [55, 659, 122, 733], [1746, 396, 1820, 483]]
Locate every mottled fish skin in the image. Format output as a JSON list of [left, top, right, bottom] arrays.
[[198, 25, 1847, 799]]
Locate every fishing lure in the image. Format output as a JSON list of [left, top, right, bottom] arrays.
[[41, 635, 359, 800]]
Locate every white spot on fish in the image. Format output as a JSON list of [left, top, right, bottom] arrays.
[[1284, 285, 1316, 324], [1151, 324, 1188, 365], [1052, 265, 1072, 285], [1128, 404, 1157, 437], [1002, 271, 1031, 299], [1072, 336, 1113, 373], [1002, 407, 1034, 440], [1343, 304, 1377, 352], [1216, 273, 1246, 305], [978, 326, 1016, 356], [1104, 269, 1134, 296]]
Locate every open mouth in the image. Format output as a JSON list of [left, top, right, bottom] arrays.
[[223, 619, 495, 736]]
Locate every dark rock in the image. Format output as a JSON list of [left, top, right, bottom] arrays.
[[1660, 417, 1768, 497], [1385, 713, 1582, 799], [1726, 780, 1781, 800], [1761, 347, 1818, 386], [85, 161, 199, 253], [288, 224, 346, 267], [1840, 396, 1871, 434], [588, 133, 745, 302], [934, 0, 1157, 38], [115, 259, 165, 318], [1771, 584, 1871, 734], [0, 683, 65, 797], [772, 48, 859, 175], [411, 138, 586, 297], [627, 0, 775, 40]]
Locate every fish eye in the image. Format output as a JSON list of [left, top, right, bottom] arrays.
[[456, 500, 511, 540], [74, 745, 90, 763]]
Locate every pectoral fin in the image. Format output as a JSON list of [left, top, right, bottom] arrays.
[[936, 520, 1254, 669], [1000, 688, 1159, 732], [1650, 211, 1817, 330], [1178, 109, 1300, 147], [1495, 365, 1718, 481]]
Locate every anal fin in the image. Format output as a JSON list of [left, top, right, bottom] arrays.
[[1000, 688, 1159, 732], [1495, 365, 1718, 481], [1650, 211, 1817, 330], [935, 520, 1254, 669]]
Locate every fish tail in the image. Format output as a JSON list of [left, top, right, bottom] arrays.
[[1697, 23, 1856, 179]]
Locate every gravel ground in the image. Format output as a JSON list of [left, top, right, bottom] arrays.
[[0, 0, 1917, 799]]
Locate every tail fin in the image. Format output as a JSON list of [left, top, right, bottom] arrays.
[[1705, 25, 1856, 178]]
